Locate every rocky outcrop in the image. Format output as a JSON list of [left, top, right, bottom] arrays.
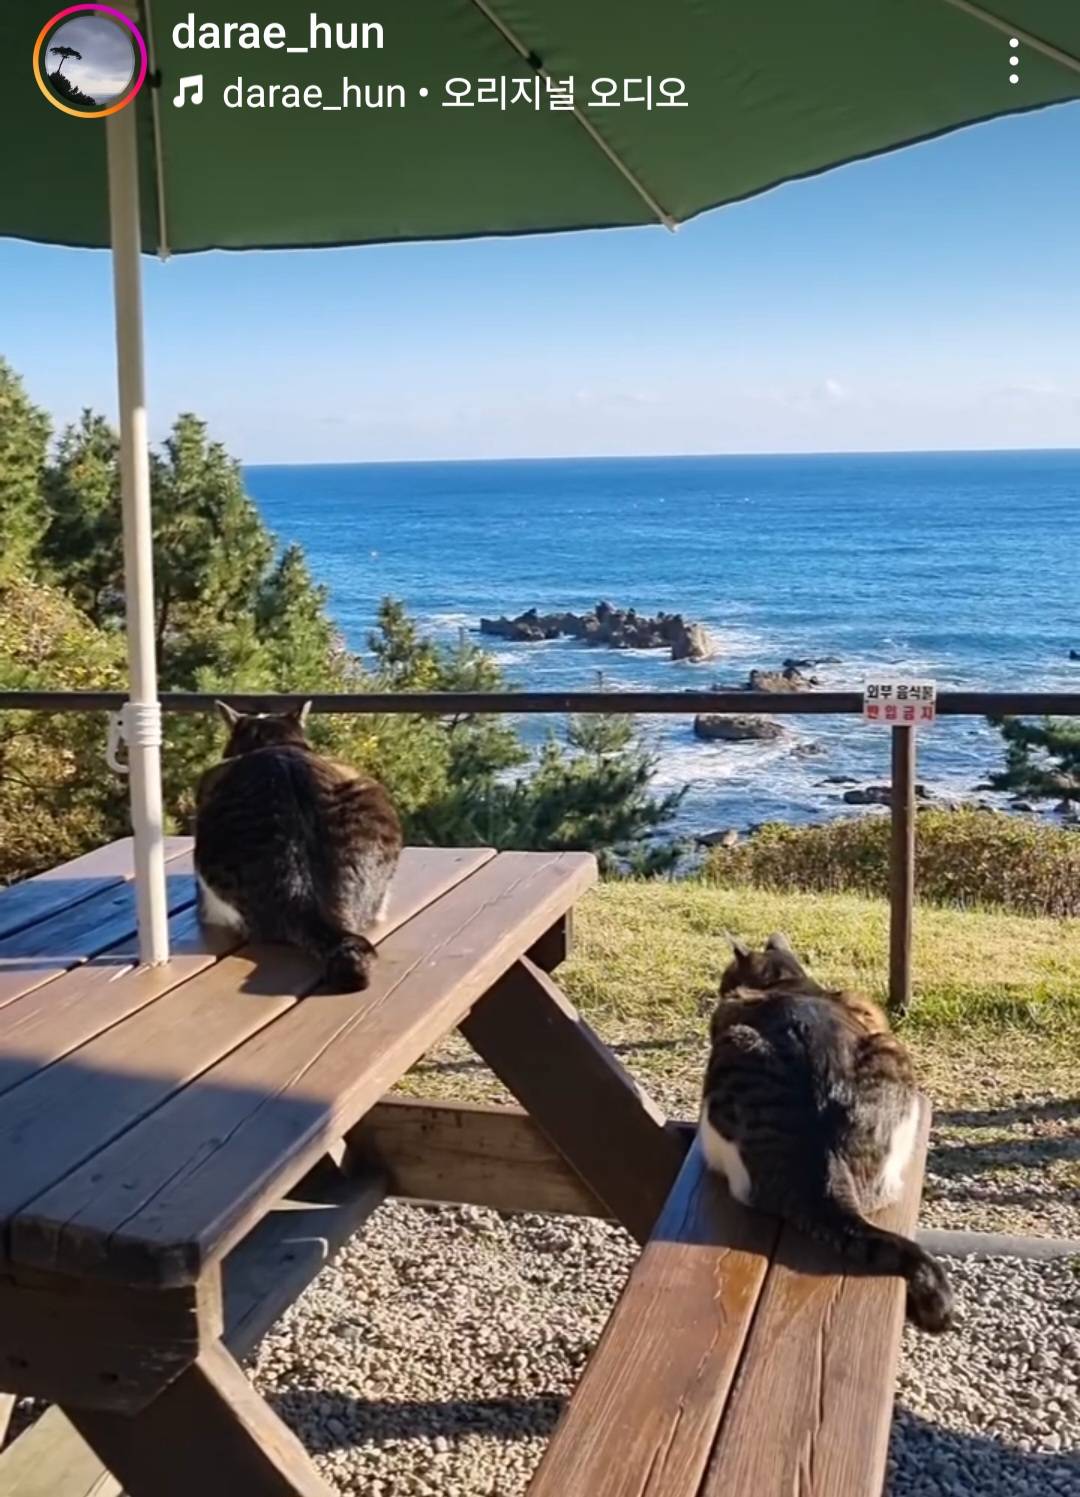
[[670, 620, 713, 662], [696, 827, 740, 848], [747, 665, 817, 692], [1070, 649, 1080, 661], [782, 655, 841, 671], [694, 714, 783, 743], [479, 602, 714, 661], [842, 783, 933, 806]]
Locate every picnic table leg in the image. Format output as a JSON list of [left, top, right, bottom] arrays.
[[526, 911, 574, 973], [67, 1341, 334, 1497], [0, 1390, 14, 1448], [460, 955, 686, 1242]]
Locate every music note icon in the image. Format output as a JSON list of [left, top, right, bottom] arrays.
[[173, 74, 204, 107]]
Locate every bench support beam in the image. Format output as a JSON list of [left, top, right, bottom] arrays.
[[460, 957, 685, 1243]]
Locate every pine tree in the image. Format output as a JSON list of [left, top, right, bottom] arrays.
[[0, 360, 50, 584], [40, 410, 122, 620], [1, 358, 684, 877], [989, 716, 1080, 812]]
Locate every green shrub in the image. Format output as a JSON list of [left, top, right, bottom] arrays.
[[703, 809, 1080, 918]]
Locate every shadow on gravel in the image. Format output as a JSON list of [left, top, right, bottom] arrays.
[[268, 1389, 565, 1446], [929, 1134, 1079, 1174], [888, 1409, 1080, 1497], [936, 1099, 1080, 1129]]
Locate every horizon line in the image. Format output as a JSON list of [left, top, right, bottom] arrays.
[[243, 445, 1080, 470]]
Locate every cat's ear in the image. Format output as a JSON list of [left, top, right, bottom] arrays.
[[216, 700, 240, 728], [724, 931, 751, 960], [288, 701, 313, 727], [765, 932, 794, 954]]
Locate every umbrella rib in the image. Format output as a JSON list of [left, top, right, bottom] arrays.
[[141, 0, 171, 258], [463, 0, 677, 230], [938, 0, 1080, 77]]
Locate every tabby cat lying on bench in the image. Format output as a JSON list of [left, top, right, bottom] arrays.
[[699, 933, 953, 1333]]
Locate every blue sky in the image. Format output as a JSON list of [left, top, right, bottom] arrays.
[[3, 101, 1079, 462]]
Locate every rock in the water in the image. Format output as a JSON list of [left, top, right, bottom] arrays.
[[782, 655, 841, 672], [843, 783, 933, 806], [697, 827, 740, 847], [694, 714, 783, 742], [747, 665, 816, 692], [1070, 648, 1080, 661], [791, 741, 825, 757], [823, 774, 859, 785], [478, 602, 712, 660], [479, 608, 560, 642], [670, 620, 713, 661]]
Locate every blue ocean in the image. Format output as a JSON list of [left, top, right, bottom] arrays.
[[245, 451, 1080, 838]]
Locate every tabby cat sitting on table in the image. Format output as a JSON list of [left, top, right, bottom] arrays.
[[194, 701, 402, 992], [699, 933, 953, 1333]]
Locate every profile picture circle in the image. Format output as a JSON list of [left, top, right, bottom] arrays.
[[34, 4, 147, 118]]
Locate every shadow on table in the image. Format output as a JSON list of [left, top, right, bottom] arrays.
[[888, 1408, 1080, 1495], [268, 1388, 564, 1446]]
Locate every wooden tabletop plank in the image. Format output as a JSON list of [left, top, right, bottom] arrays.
[[14, 851, 594, 1287], [0, 904, 236, 1102], [0, 837, 189, 942], [0, 854, 196, 1012], [699, 1101, 932, 1497], [528, 1137, 779, 1497], [0, 848, 494, 1271]]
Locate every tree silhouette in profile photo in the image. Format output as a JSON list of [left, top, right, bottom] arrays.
[[49, 44, 82, 77], [47, 42, 98, 107]]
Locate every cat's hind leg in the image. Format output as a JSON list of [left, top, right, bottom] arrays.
[[197, 874, 248, 935], [872, 1095, 921, 1208], [698, 1105, 754, 1205]]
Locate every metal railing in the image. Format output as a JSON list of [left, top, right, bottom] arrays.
[[3, 688, 1078, 1014]]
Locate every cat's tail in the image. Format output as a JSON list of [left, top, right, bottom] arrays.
[[290, 912, 376, 992], [790, 1196, 954, 1334], [323, 933, 376, 992]]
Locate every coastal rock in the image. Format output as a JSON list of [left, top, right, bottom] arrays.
[[1070, 649, 1080, 661], [791, 741, 825, 757], [747, 665, 817, 692], [478, 602, 712, 661], [782, 655, 841, 671], [843, 783, 934, 806], [823, 774, 859, 785], [693, 714, 783, 743], [670, 620, 713, 662], [479, 609, 559, 642], [697, 827, 740, 848]]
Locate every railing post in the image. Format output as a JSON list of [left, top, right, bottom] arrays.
[[889, 725, 916, 1015]]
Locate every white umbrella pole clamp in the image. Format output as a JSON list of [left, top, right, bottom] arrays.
[[107, 104, 170, 966]]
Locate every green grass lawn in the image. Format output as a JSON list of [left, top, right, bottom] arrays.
[[561, 880, 1080, 1036]]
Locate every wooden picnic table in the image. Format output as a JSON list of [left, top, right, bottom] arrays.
[[0, 836, 930, 1497], [0, 837, 689, 1497]]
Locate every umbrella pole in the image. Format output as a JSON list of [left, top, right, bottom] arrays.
[[106, 105, 169, 965]]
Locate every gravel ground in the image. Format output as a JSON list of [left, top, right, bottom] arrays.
[[248, 1202, 1080, 1497]]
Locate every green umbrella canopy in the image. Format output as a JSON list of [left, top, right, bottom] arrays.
[[4, 0, 1079, 254]]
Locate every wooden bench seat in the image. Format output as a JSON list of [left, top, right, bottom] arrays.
[[527, 1106, 931, 1497]]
